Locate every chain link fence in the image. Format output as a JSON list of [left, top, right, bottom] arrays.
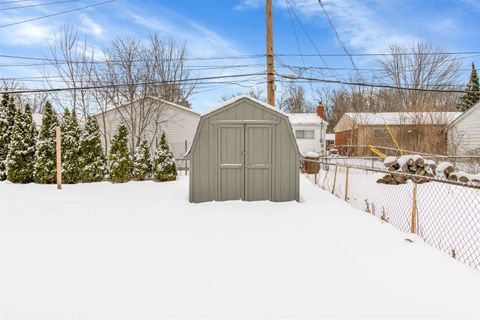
[[306, 159, 480, 271]]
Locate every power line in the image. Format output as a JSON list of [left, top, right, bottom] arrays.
[[276, 52, 480, 57], [283, 3, 348, 91], [2, 69, 266, 84], [285, 0, 306, 68], [0, 72, 266, 94], [0, 53, 266, 65], [277, 62, 475, 73], [279, 73, 473, 93], [0, 0, 115, 28], [316, 0, 362, 80], [0, 63, 264, 70], [1, 51, 478, 65], [0, 0, 80, 11], [0, 0, 31, 4]]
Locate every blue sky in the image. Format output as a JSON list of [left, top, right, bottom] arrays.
[[1, 0, 480, 110]]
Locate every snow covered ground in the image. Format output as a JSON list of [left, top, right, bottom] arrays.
[[312, 166, 480, 271], [1, 176, 479, 319]]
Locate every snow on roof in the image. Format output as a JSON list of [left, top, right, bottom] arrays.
[[345, 112, 462, 126], [326, 133, 335, 141], [303, 151, 320, 158], [93, 96, 201, 117], [287, 113, 326, 125], [202, 95, 289, 117]]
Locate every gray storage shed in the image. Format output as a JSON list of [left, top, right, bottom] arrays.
[[185, 96, 301, 203]]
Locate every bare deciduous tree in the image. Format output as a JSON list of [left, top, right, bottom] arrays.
[[278, 84, 314, 113], [220, 86, 266, 102], [378, 41, 461, 112], [46, 24, 96, 120], [94, 35, 196, 151], [46, 26, 196, 152], [1, 80, 48, 113]]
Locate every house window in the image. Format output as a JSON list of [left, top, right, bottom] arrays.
[[295, 130, 314, 139]]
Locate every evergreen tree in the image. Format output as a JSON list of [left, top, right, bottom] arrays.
[[132, 137, 152, 181], [79, 116, 106, 182], [60, 109, 81, 183], [458, 62, 480, 111], [6, 104, 36, 183], [0, 94, 17, 180], [34, 101, 58, 184], [152, 132, 177, 182], [108, 121, 132, 183]]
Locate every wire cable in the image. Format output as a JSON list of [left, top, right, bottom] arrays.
[[0, 0, 80, 11], [0, 0, 115, 28], [0, 72, 266, 94], [278, 73, 473, 93], [0, 0, 30, 4], [316, 0, 362, 80], [285, 0, 306, 68]]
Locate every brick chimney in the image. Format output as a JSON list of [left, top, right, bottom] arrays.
[[316, 102, 325, 120]]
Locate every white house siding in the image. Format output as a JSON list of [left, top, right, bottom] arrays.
[[287, 113, 327, 156], [447, 104, 480, 154], [290, 123, 326, 155], [94, 97, 200, 159]]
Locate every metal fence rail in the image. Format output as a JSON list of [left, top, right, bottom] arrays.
[[323, 155, 480, 174], [305, 159, 480, 271]]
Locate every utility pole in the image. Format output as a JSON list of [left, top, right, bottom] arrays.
[[266, 0, 275, 107]]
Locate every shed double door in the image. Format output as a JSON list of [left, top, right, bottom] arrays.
[[218, 124, 272, 201]]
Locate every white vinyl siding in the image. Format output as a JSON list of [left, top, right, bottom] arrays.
[[447, 105, 480, 154], [94, 97, 200, 159]]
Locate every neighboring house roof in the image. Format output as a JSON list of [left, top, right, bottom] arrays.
[[326, 133, 335, 141], [342, 112, 462, 126], [93, 96, 201, 117], [446, 101, 480, 129], [287, 113, 327, 125]]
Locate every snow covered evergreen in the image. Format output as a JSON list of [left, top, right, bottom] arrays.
[[153, 132, 177, 181], [60, 109, 81, 184], [6, 104, 37, 183], [79, 116, 106, 182], [34, 101, 58, 184], [0, 93, 17, 180], [458, 62, 480, 111], [108, 121, 132, 183], [132, 137, 152, 181]]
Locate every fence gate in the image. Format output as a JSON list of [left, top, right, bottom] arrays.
[[217, 124, 272, 201]]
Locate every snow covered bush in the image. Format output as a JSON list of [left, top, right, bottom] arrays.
[[153, 132, 177, 182], [79, 116, 106, 182], [6, 104, 37, 183], [34, 101, 58, 184], [108, 121, 132, 183], [132, 137, 152, 181], [60, 109, 81, 184], [0, 93, 17, 181]]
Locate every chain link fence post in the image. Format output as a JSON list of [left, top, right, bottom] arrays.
[[332, 165, 338, 195], [411, 182, 417, 234], [344, 167, 350, 201]]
